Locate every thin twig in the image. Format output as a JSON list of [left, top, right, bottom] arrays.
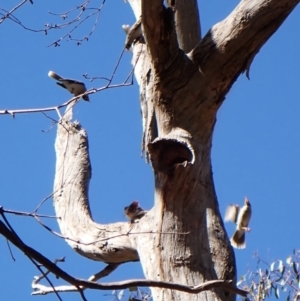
[[33, 190, 57, 213], [47, 0, 106, 47], [33, 256, 88, 300], [6, 238, 15, 261], [105, 48, 126, 87], [0, 0, 105, 48], [0, 210, 63, 301], [0, 0, 28, 24], [2, 208, 57, 219]]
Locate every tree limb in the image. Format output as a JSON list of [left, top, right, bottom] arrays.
[[172, 0, 201, 52], [0, 219, 247, 296], [141, 0, 180, 72], [53, 115, 140, 263], [189, 0, 299, 97]]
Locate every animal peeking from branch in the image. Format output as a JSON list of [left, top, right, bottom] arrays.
[[224, 197, 252, 249], [48, 71, 89, 101], [124, 201, 147, 223]]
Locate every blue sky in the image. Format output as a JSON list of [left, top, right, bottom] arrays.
[[0, 1, 299, 300]]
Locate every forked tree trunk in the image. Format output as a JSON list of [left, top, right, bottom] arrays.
[[53, 0, 299, 300]]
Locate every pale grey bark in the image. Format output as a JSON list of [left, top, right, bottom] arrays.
[[126, 0, 299, 300], [53, 107, 139, 263], [189, 0, 299, 81], [52, 0, 299, 300]]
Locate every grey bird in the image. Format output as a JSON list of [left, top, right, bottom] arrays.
[[224, 197, 252, 249], [48, 71, 89, 101], [123, 17, 142, 50]]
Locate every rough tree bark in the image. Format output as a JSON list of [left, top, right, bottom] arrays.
[[53, 0, 299, 301]]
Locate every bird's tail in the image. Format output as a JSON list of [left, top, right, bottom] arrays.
[[230, 229, 246, 249], [133, 210, 148, 220], [48, 71, 63, 81]]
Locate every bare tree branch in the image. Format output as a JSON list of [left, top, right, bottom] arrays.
[[172, 0, 201, 52], [32, 263, 121, 295], [0, 0, 106, 47], [0, 0, 29, 25], [1, 206, 189, 246], [0, 218, 248, 296], [0, 210, 64, 301], [47, 0, 106, 47], [0, 79, 132, 118], [189, 0, 300, 94], [2, 209, 57, 219], [141, 0, 180, 72]]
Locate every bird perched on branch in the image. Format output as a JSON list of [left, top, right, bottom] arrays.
[[122, 17, 143, 50], [224, 197, 252, 249], [48, 71, 89, 101], [124, 201, 147, 223]]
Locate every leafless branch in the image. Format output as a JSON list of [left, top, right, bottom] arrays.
[[2, 208, 58, 219], [0, 81, 132, 118], [6, 238, 16, 261], [1, 206, 71, 241], [1, 205, 189, 246], [0, 0, 105, 47], [0, 95, 80, 118], [47, 0, 106, 47], [33, 190, 57, 213], [41, 112, 59, 132], [32, 263, 121, 295], [89, 263, 121, 282], [0, 218, 248, 297], [0, 0, 29, 25], [32, 258, 88, 300], [0, 9, 45, 33], [84, 46, 138, 86], [0, 209, 63, 301], [88, 230, 190, 245]]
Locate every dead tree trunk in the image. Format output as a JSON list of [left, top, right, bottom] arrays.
[[53, 0, 299, 300], [125, 0, 299, 300]]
